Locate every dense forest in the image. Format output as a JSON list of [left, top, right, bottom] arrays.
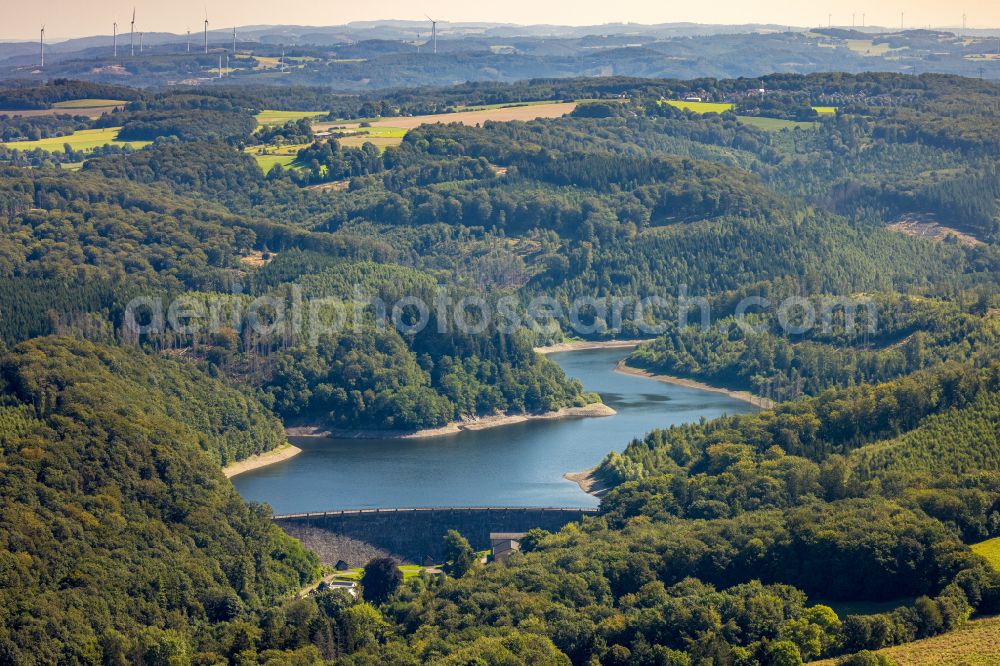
[[0, 72, 997, 663]]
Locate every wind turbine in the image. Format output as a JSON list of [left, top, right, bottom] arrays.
[[139, 32, 143, 53], [40, 25, 45, 68], [113, 20, 117, 58], [232, 26, 236, 53], [130, 8, 135, 57], [204, 10, 209, 54], [426, 15, 437, 54]]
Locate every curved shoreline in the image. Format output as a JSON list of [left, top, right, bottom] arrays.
[[285, 402, 617, 440], [533, 339, 656, 354], [224, 443, 303, 478], [614, 361, 775, 409]]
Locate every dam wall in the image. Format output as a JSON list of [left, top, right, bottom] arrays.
[[273, 506, 597, 564]]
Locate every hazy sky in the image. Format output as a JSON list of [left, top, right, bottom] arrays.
[[10, 0, 1000, 41]]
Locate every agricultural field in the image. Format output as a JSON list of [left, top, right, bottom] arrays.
[[663, 100, 735, 113], [0, 126, 149, 152], [844, 39, 895, 56], [357, 101, 579, 130], [51, 98, 127, 109], [252, 56, 281, 69], [972, 536, 1000, 570], [661, 99, 832, 131], [326, 125, 408, 149], [301, 101, 580, 151], [256, 109, 327, 125], [0, 104, 123, 119], [453, 99, 565, 112], [811, 615, 1000, 665]]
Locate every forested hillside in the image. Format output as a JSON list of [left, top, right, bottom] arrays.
[[0, 72, 997, 663], [0, 337, 320, 662]]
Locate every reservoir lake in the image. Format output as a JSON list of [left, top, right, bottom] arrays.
[[232, 348, 755, 513]]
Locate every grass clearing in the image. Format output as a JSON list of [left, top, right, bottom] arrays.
[[844, 39, 894, 56], [256, 110, 327, 125], [973, 537, 1000, 570], [454, 100, 558, 112], [327, 564, 437, 583], [52, 98, 127, 109], [737, 116, 818, 131], [253, 56, 280, 70], [245, 142, 312, 172], [664, 100, 833, 123], [663, 100, 735, 113], [0, 127, 149, 153], [810, 615, 1000, 665], [328, 125, 408, 149]]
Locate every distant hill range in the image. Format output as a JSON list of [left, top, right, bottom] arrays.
[[2, 21, 998, 88]]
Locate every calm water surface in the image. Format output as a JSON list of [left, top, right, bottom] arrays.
[[232, 348, 754, 512]]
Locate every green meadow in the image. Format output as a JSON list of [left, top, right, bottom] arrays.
[[661, 99, 832, 131], [738, 116, 819, 131], [245, 142, 312, 171], [51, 98, 127, 109], [256, 109, 327, 125], [663, 100, 735, 113], [0, 127, 149, 152], [972, 536, 1000, 570]]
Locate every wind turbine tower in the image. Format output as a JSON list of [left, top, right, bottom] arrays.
[[426, 16, 437, 54], [130, 9, 135, 57], [40, 25, 45, 68], [204, 11, 209, 54], [232, 26, 236, 53], [139, 32, 143, 53]]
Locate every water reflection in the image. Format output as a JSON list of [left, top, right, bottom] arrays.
[[232, 348, 755, 513]]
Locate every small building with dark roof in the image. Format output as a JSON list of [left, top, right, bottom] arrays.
[[490, 532, 527, 563]]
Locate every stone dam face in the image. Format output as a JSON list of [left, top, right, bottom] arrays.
[[273, 507, 597, 565]]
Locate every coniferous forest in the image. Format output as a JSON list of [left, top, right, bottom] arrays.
[[0, 70, 998, 664]]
